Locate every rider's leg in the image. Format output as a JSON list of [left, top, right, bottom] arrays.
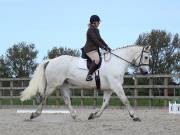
[[86, 61, 98, 81], [86, 50, 100, 81]]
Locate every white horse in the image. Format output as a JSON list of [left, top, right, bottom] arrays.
[[20, 45, 151, 121]]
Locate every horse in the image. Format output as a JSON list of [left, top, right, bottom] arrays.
[[20, 45, 151, 122]]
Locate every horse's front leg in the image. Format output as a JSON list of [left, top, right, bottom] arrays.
[[88, 90, 112, 120], [62, 87, 78, 119], [111, 80, 141, 122]]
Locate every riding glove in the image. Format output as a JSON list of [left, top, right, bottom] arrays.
[[104, 46, 112, 52]]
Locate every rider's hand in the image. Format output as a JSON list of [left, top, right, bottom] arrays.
[[104, 46, 112, 52]]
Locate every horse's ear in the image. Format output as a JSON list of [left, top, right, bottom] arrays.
[[144, 46, 151, 51]]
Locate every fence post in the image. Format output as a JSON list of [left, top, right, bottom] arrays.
[[81, 89, 84, 106], [56, 89, 60, 105], [134, 78, 138, 106], [31, 78, 35, 106], [94, 89, 97, 107], [10, 80, 13, 105], [32, 99, 35, 106], [149, 78, 153, 107], [164, 77, 168, 107], [0, 81, 2, 105]]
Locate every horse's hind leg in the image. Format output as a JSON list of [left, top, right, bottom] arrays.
[[62, 86, 78, 119], [29, 86, 54, 120], [29, 95, 47, 120], [88, 90, 112, 120]]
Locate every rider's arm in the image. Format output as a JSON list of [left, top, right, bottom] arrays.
[[88, 29, 106, 49], [100, 38, 108, 47]]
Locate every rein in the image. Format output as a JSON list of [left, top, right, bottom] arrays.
[[106, 47, 149, 67], [109, 52, 139, 67]]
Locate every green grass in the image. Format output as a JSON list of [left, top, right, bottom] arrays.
[[150, 99, 166, 106], [137, 99, 149, 106], [0, 99, 33, 105], [46, 98, 56, 105], [83, 98, 95, 106], [12, 99, 22, 105], [1, 99, 11, 105], [46, 98, 64, 105], [22, 100, 33, 105], [109, 98, 122, 106], [72, 98, 81, 105]]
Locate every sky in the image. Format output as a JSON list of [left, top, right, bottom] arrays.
[[0, 0, 180, 62]]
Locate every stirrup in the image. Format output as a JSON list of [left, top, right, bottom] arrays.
[[86, 75, 93, 81]]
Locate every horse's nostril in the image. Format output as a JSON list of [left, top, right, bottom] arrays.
[[144, 71, 148, 75], [139, 68, 148, 75]]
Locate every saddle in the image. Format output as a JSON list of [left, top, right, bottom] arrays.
[[81, 48, 102, 90]]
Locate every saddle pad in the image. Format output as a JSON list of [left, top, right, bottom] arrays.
[[78, 58, 88, 70], [78, 58, 104, 70]]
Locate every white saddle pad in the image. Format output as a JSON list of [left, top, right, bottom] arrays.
[[78, 58, 104, 70], [78, 58, 88, 70]]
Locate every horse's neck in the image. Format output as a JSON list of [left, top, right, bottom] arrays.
[[108, 46, 142, 75], [113, 46, 142, 62]]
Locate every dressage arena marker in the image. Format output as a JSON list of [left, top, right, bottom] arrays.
[[169, 101, 180, 114], [17, 109, 70, 114]]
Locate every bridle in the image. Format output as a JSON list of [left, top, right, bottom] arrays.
[[107, 46, 150, 68]]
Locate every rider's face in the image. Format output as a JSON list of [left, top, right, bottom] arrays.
[[93, 21, 100, 28]]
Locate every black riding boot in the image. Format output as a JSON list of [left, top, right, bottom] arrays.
[[86, 61, 98, 81]]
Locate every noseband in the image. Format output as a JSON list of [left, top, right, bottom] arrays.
[[134, 47, 150, 67]]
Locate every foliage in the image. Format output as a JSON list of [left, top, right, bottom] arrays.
[[135, 29, 180, 75], [5, 42, 38, 77], [45, 47, 81, 59], [0, 55, 10, 78]]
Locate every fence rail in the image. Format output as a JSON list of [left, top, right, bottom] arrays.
[[0, 74, 179, 107]]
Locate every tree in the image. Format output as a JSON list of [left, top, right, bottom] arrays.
[[45, 47, 81, 59], [135, 29, 180, 75], [0, 55, 11, 78], [5, 42, 38, 77]]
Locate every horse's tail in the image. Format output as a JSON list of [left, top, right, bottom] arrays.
[[20, 60, 49, 101]]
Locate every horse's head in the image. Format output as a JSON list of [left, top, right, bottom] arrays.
[[134, 46, 151, 75]]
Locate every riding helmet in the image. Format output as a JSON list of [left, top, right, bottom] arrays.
[[90, 15, 101, 23]]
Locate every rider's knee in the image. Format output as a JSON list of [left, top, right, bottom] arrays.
[[94, 59, 100, 65]]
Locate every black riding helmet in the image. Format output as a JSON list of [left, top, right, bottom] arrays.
[[90, 15, 101, 24]]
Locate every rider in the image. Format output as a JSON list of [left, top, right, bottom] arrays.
[[83, 15, 111, 81]]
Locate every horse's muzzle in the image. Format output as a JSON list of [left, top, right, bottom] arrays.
[[139, 68, 148, 75]]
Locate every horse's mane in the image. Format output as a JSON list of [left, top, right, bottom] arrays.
[[112, 44, 141, 51]]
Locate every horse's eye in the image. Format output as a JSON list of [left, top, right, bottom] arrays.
[[145, 56, 148, 59]]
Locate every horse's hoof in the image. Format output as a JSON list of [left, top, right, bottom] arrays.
[[24, 118, 32, 122], [72, 115, 78, 120], [74, 117, 82, 122], [133, 117, 141, 122], [88, 113, 94, 120], [30, 113, 34, 120]]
